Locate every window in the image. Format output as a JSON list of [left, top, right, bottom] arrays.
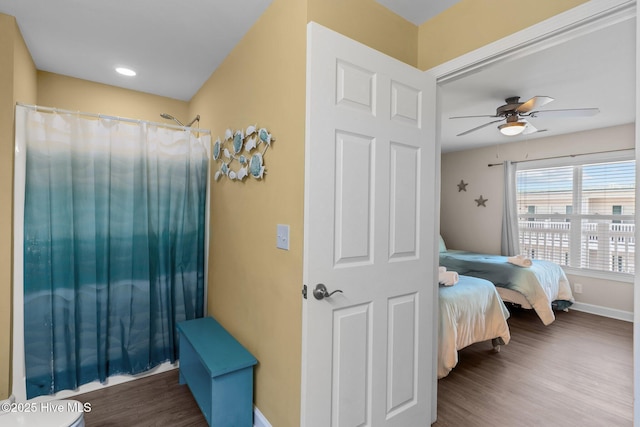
[[612, 205, 622, 223], [516, 155, 635, 276]]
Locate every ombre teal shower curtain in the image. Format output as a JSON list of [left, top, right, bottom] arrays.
[[18, 106, 209, 398]]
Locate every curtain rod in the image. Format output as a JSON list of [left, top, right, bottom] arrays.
[[487, 147, 634, 167], [16, 103, 211, 135]]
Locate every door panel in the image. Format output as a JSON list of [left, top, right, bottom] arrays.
[[336, 60, 376, 114], [334, 131, 374, 265], [332, 303, 372, 426], [386, 293, 418, 417], [389, 142, 420, 260], [390, 80, 422, 127]]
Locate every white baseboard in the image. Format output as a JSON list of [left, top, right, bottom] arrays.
[[254, 406, 272, 427], [571, 302, 633, 322]]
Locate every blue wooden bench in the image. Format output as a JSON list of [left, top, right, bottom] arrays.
[[177, 316, 258, 426]]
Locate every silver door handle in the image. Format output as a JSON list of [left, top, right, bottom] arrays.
[[313, 283, 343, 300]]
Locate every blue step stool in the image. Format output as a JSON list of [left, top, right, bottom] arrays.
[[177, 316, 258, 426]]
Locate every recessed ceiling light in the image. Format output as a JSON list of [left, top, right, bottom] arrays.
[[115, 67, 136, 77]]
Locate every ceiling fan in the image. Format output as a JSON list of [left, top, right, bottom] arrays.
[[450, 96, 600, 137]]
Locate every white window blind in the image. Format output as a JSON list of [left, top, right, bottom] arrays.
[[516, 159, 635, 275]]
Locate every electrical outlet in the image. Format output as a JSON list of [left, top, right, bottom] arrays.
[[574, 283, 583, 294]]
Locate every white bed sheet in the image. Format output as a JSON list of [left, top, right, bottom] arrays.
[[438, 275, 511, 379], [439, 250, 575, 325], [497, 287, 532, 309]]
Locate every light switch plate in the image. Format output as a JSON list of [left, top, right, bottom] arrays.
[[277, 224, 290, 250]]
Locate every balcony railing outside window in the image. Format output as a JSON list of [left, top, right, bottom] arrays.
[[518, 218, 635, 274]]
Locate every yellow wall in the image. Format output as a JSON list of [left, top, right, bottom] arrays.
[[308, 0, 418, 67], [0, 13, 37, 401], [37, 72, 188, 123], [417, 0, 589, 70], [188, 0, 307, 425], [13, 22, 37, 104], [0, 12, 16, 403]]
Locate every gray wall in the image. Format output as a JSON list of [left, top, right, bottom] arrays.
[[440, 123, 635, 314]]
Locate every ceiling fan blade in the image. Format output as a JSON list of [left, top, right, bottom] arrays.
[[516, 96, 554, 113], [522, 120, 538, 135], [449, 114, 498, 119], [456, 119, 504, 136], [518, 119, 548, 135], [528, 108, 600, 118]]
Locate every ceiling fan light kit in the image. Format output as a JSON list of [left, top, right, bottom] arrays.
[[499, 121, 526, 136]]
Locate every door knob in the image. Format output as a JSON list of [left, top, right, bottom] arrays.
[[313, 283, 343, 300]]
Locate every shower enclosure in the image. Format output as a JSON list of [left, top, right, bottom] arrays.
[[13, 104, 211, 399]]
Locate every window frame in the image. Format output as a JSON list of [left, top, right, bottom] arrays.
[[516, 149, 635, 283]]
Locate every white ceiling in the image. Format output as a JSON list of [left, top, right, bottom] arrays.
[[1, 1, 634, 152], [0, 0, 273, 101], [440, 17, 636, 153], [374, 0, 461, 26]]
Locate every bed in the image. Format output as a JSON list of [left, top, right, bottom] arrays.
[[438, 275, 511, 379], [439, 244, 574, 326]]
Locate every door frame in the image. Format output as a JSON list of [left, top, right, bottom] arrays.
[[426, 0, 637, 422]]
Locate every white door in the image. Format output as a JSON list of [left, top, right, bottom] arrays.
[[301, 22, 437, 426]]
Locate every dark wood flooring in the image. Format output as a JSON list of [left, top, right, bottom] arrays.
[[74, 307, 632, 427], [76, 370, 206, 426], [434, 306, 633, 427]]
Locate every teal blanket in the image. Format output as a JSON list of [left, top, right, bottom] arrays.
[[439, 250, 574, 325]]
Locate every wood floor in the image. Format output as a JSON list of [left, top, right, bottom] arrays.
[[74, 307, 632, 427], [75, 370, 206, 426], [434, 306, 633, 427]]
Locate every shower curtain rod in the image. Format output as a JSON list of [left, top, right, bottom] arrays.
[[487, 147, 634, 167], [17, 103, 210, 134]]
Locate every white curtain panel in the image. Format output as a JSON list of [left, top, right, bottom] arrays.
[[501, 160, 520, 256]]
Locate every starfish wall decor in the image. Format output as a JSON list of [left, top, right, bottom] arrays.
[[457, 180, 468, 192], [475, 195, 488, 207]]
